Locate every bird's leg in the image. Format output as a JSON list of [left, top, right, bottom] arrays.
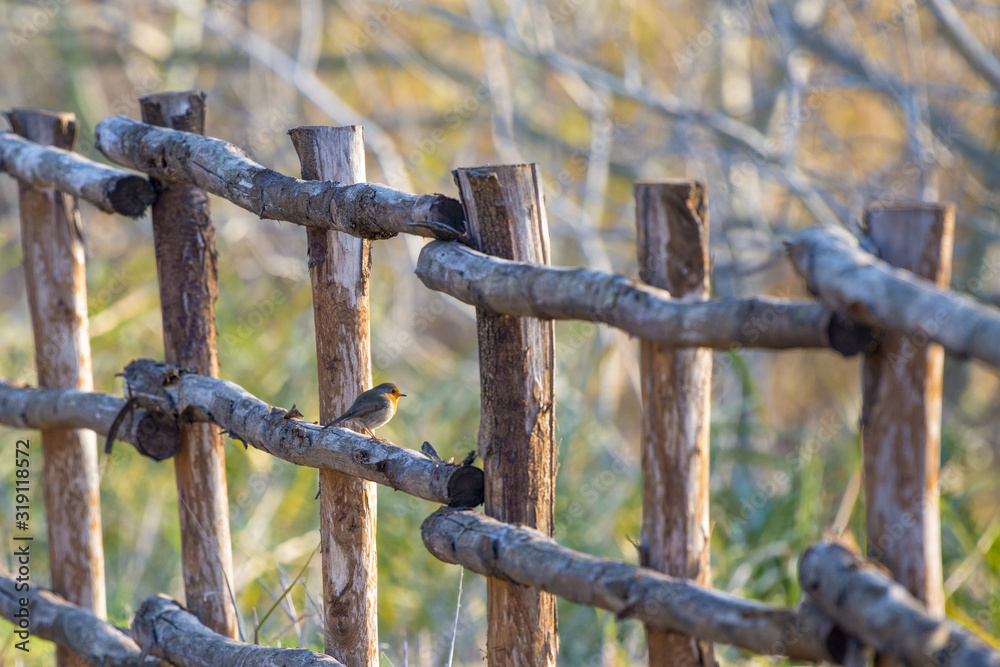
[[364, 428, 388, 443]]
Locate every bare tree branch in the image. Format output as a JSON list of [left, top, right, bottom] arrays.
[[131, 594, 343, 666], [924, 0, 1000, 94], [799, 542, 1000, 666], [416, 239, 872, 353], [0, 576, 165, 667], [0, 130, 155, 217], [421, 508, 856, 664], [95, 115, 465, 240], [786, 224, 1000, 368]]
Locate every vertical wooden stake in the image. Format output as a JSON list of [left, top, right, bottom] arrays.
[[455, 164, 558, 667], [862, 202, 951, 629], [635, 181, 714, 667], [141, 91, 238, 638], [10, 107, 106, 667], [290, 126, 377, 666]]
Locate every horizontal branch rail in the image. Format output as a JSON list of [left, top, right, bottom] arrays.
[[121, 359, 483, 507], [800, 542, 1000, 666], [421, 508, 851, 663], [0, 381, 180, 460], [0, 130, 155, 217], [1, 367, 484, 507], [94, 116, 465, 240], [0, 576, 164, 667], [417, 240, 872, 354], [787, 226, 1000, 368], [132, 594, 343, 666]]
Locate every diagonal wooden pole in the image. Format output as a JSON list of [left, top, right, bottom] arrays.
[[455, 164, 558, 667], [141, 91, 238, 638], [290, 125, 378, 666], [10, 107, 106, 667], [636, 180, 714, 667]]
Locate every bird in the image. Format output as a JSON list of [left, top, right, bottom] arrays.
[[323, 382, 406, 440]]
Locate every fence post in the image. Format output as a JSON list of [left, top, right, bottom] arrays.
[[10, 107, 106, 667], [140, 91, 238, 638], [635, 181, 714, 666], [290, 125, 378, 666], [455, 164, 558, 667], [862, 203, 951, 627]]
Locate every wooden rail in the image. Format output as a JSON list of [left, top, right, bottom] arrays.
[[0, 130, 155, 217], [94, 115, 465, 240], [787, 225, 1000, 368], [0, 366, 484, 508], [417, 240, 872, 352]]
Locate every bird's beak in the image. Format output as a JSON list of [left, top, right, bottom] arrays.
[[399, 393, 407, 397]]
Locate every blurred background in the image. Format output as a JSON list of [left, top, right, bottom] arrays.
[[1, 0, 1000, 663]]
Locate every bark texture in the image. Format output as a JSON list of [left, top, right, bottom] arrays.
[[862, 204, 950, 622], [636, 181, 714, 666], [94, 115, 465, 240], [0, 129, 155, 216], [799, 542, 1000, 667], [12, 107, 106, 667], [131, 594, 344, 666], [291, 125, 378, 666], [142, 91, 237, 639], [457, 165, 559, 667], [0, 577, 165, 667], [0, 382, 180, 461], [422, 508, 852, 664], [787, 225, 1000, 368], [416, 240, 871, 353], [119, 359, 483, 506]]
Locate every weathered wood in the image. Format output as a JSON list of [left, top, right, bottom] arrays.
[[131, 594, 344, 666], [416, 240, 872, 354], [119, 359, 483, 507], [862, 204, 950, 627], [456, 164, 558, 667], [290, 125, 378, 666], [422, 508, 852, 664], [0, 367, 483, 506], [11, 107, 106, 667], [0, 576, 165, 667], [0, 382, 180, 461], [0, 129, 155, 216], [636, 181, 713, 666], [799, 541, 1000, 667], [786, 224, 1000, 368], [142, 91, 237, 639], [95, 115, 465, 240]]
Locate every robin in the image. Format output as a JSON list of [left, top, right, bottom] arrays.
[[324, 382, 406, 440]]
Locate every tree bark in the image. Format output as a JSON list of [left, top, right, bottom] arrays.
[[1, 366, 484, 506], [11, 107, 106, 667], [141, 91, 238, 639], [95, 115, 465, 240], [456, 164, 559, 667], [799, 541, 1000, 667], [0, 576, 165, 667], [786, 224, 1000, 368], [422, 508, 851, 664], [415, 240, 872, 353], [861, 205, 950, 651], [636, 181, 714, 666], [0, 129, 155, 216], [131, 594, 344, 666], [0, 382, 180, 461], [290, 125, 378, 666]]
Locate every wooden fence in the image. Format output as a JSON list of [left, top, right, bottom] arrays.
[[1, 92, 1000, 666]]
